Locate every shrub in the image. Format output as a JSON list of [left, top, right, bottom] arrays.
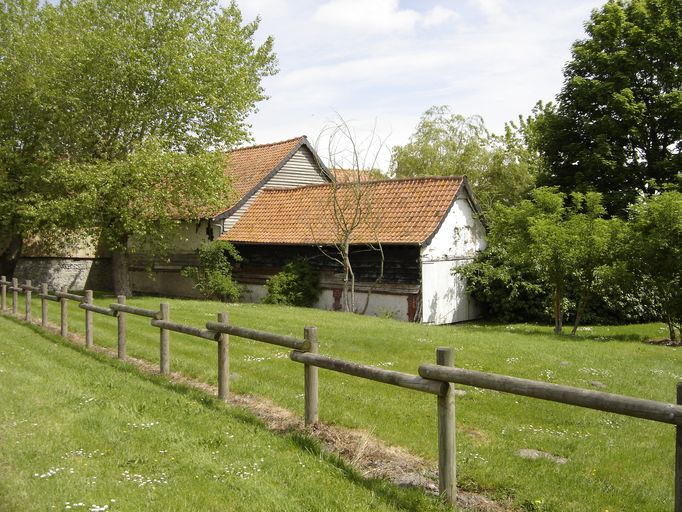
[[263, 259, 320, 307], [181, 241, 242, 301]]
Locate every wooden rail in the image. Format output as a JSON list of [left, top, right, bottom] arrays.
[[1, 275, 681, 510], [290, 351, 444, 395], [419, 364, 682, 426]]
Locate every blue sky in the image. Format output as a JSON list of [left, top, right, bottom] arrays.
[[237, 0, 605, 169]]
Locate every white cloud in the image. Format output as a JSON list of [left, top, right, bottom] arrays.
[[313, 0, 421, 33], [422, 6, 459, 28], [242, 0, 606, 170]]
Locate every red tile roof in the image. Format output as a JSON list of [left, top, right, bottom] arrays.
[[220, 176, 465, 245], [331, 168, 383, 182], [219, 136, 306, 212]]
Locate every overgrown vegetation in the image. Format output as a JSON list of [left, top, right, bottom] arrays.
[[458, 189, 682, 340], [263, 259, 320, 307], [181, 241, 242, 302]]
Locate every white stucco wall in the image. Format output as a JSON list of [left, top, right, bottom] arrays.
[[420, 191, 486, 324], [240, 283, 411, 320]]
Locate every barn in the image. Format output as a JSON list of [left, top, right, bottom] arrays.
[[220, 176, 486, 324]]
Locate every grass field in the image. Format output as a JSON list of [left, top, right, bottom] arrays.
[[0, 315, 454, 512], [11, 293, 682, 511]]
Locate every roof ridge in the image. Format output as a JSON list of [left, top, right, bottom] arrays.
[[229, 136, 305, 153], [258, 175, 465, 194]]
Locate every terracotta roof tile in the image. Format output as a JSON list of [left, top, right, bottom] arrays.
[[219, 136, 305, 212], [220, 176, 465, 245], [331, 168, 381, 182]]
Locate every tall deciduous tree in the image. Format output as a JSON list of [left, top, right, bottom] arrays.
[[628, 191, 682, 341], [534, 0, 682, 215], [390, 105, 538, 210], [460, 188, 623, 333], [0, 0, 276, 294]]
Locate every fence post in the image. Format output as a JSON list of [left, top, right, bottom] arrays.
[[1, 275, 6, 311], [675, 382, 682, 512], [436, 347, 456, 504], [304, 326, 319, 427], [117, 295, 126, 360], [41, 283, 48, 327], [217, 311, 229, 401], [84, 290, 93, 348], [60, 286, 68, 337], [24, 279, 32, 322], [12, 278, 18, 315], [159, 302, 170, 375]]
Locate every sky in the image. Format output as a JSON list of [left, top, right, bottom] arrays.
[[236, 0, 606, 170]]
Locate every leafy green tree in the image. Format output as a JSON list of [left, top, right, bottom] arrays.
[[628, 191, 682, 341], [534, 0, 682, 215], [181, 240, 242, 302], [390, 106, 537, 209], [459, 188, 624, 333], [0, 0, 276, 293]]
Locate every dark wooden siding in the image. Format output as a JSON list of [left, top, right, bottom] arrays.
[[233, 244, 420, 285]]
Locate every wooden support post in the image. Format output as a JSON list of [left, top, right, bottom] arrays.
[[24, 279, 31, 321], [1, 275, 6, 311], [41, 283, 48, 327], [436, 347, 456, 504], [675, 382, 682, 512], [304, 326, 319, 427], [11, 278, 18, 315], [117, 295, 126, 360], [84, 290, 93, 348], [159, 302, 170, 375], [60, 286, 68, 337], [217, 312, 229, 401]]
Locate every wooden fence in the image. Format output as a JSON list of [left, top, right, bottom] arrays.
[[1, 275, 681, 509]]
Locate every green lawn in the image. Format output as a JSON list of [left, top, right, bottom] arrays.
[[0, 315, 451, 512], [15, 294, 682, 511]]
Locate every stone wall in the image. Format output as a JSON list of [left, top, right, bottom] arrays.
[[14, 257, 113, 291]]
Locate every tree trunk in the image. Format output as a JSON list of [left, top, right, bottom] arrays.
[[553, 286, 563, 334], [570, 294, 588, 336], [112, 246, 132, 297], [667, 317, 677, 342], [0, 234, 23, 277]]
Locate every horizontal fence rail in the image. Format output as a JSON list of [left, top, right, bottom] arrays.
[[206, 321, 308, 351], [151, 319, 220, 342], [291, 351, 445, 395], [79, 302, 116, 317], [1, 274, 681, 510], [110, 303, 160, 319], [54, 290, 85, 302], [419, 364, 682, 426]]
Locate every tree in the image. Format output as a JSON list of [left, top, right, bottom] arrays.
[[534, 0, 682, 215], [389, 105, 538, 210], [0, 0, 276, 293], [459, 188, 623, 333], [314, 117, 387, 314], [628, 191, 682, 341], [181, 240, 242, 302]]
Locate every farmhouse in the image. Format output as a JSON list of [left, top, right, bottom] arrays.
[[220, 176, 486, 324], [13, 136, 486, 324]]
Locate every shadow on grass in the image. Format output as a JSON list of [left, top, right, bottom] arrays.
[[475, 323, 648, 344], [4, 313, 451, 512]]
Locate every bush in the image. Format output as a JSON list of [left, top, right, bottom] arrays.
[[181, 241, 242, 301], [263, 259, 320, 307], [456, 246, 549, 323]]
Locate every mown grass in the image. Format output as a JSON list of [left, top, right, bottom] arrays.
[[0, 315, 452, 512], [19, 293, 682, 511]]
